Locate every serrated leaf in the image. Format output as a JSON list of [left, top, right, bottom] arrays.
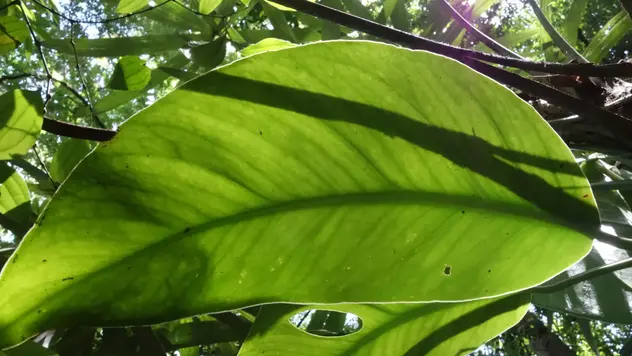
[[240, 296, 530, 355], [583, 10, 632, 62], [108, 56, 151, 91], [0, 15, 28, 54], [116, 0, 148, 14], [241, 38, 296, 56], [190, 37, 226, 68], [49, 139, 92, 183], [0, 90, 43, 160], [0, 162, 32, 237], [0, 41, 597, 348], [42, 34, 201, 57]]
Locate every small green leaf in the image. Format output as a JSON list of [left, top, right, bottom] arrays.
[[190, 37, 226, 68], [199, 0, 223, 14], [0, 90, 43, 160], [43, 34, 202, 57], [583, 10, 632, 62], [116, 0, 149, 14], [260, 0, 298, 42], [390, 0, 410, 32], [75, 53, 190, 117], [143, 1, 212, 36], [108, 56, 152, 91], [340, 0, 374, 21], [0, 162, 32, 237], [49, 139, 93, 183], [241, 38, 296, 57], [240, 296, 530, 355], [0, 15, 28, 54], [563, 0, 589, 46]]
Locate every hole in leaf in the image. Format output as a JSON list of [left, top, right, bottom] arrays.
[[289, 309, 363, 337]]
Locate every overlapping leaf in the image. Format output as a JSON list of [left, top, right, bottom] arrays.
[[0, 90, 43, 160], [0, 16, 28, 54], [0, 163, 32, 237], [0, 41, 597, 348]]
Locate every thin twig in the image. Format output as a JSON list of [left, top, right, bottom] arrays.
[[18, 1, 52, 111], [33, 143, 57, 189], [30, 0, 174, 24], [0, 73, 30, 82], [531, 256, 632, 293], [42, 117, 117, 141], [268, 0, 632, 77], [439, 0, 523, 59], [69, 22, 105, 128], [0, 0, 18, 13], [525, 0, 588, 63]]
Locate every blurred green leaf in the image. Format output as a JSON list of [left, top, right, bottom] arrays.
[[199, 0, 223, 15], [116, 0, 148, 14], [49, 139, 92, 183], [240, 296, 530, 355], [583, 10, 632, 62], [0, 341, 58, 355], [156, 321, 241, 349], [0, 42, 597, 348], [0, 90, 43, 160], [75, 53, 190, 117], [143, 1, 213, 36], [241, 38, 296, 56], [564, 0, 589, 46], [43, 34, 203, 57], [340, 0, 374, 21], [390, 0, 410, 32], [260, 0, 298, 42], [108, 56, 152, 91], [0, 15, 28, 54], [190, 37, 226, 68], [0, 162, 32, 237]]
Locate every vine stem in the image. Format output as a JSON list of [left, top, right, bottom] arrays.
[[531, 256, 632, 293]]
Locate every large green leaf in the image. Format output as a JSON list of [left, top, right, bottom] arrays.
[[0, 162, 32, 237], [108, 56, 151, 91], [0, 41, 597, 348], [140, 1, 212, 36], [75, 53, 190, 117], [190, 37, 226, 69], [532, 243, 632, 324], [240, 295, 530, 355], [260, 0, 298, 42], [0, 15, 28, 54], [583, 10, 632, 62], [199, 0, 223, 14], [49, 139, 93, 184], [116, 0, 148, 14], [0, 90, 43, 160], [42, 35, 201, 57]]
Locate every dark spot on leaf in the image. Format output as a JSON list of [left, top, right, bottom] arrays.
[[443, 265, 451, 276], [259, 130, 263, 135], [184, 227, 191, 233], [127, 266, 132, 270], [37, 310, 42, 314], [488, 269, 491, 273], [12, 255, 17, 263], [583, 194, 589, 198], [42, 259, 47, 263], [461, 210, 465, 214], [125, 165, 129, 168], [62, 277, 74, 282]]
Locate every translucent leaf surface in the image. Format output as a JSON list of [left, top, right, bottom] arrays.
[[0, 90, 43, 160]]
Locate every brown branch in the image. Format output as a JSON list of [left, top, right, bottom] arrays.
[[42, 117, 117, 141], [439, 0, 523, 59], [270, 0, 632, 77]]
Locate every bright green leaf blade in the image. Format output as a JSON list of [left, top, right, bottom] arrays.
[[190, 37, 226, 69], [240, 295, 530, 355], [49, 139, 92, 183], [0, 15, 28, 54], [532, 244, 632, 324], [115, 0, 148, 14], [0, 90, 43, 160], [0, 41, 597, 348], [75, 53, 189, 117], [241, 38, 296, 56], [42, 35, 199, 57], [236, 28, 314, 44], [108, 56, 151, 91], [563, 0, 589, 46], [0, 162, 32, 237], [583, 10, 632, 62], [383, 0, 397, 19], [199, 0, 223, 14], [265, 0, 297, 11]]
